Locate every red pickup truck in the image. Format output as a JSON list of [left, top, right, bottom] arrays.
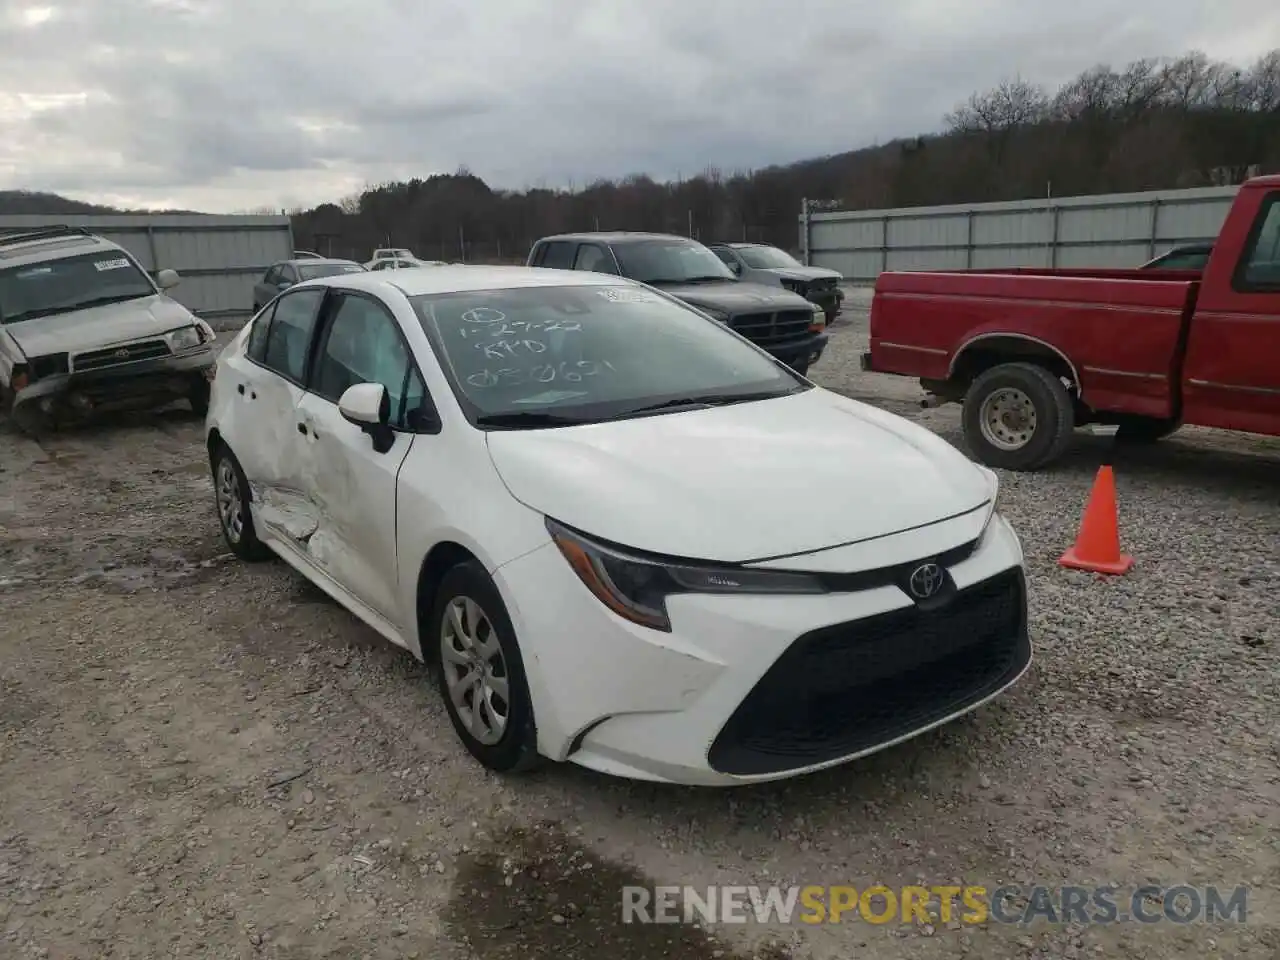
[[861, 173, 1280, 470]]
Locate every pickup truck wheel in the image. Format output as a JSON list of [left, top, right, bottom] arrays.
[[1115, 416, 1180, 444], [963, 362, 1074, 470]]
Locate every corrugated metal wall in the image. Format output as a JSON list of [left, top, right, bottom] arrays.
[[0, 214, 293, 324], [800, 185, 1240, 280]]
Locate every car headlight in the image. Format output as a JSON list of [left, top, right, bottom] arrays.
[[696, 305, 729, 323], [166, 326, 202, 351], [546, 518, 824, 632]]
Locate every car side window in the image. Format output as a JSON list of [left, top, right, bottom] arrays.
[[538, 241, 574, 269], [263, 265, 280, 285], [281, 264, 298, 283], [245, 302, 275, 362], [1236, 193, 1280, 290], [712, 248, 736, 266], [573, 243, 615, 274], [260, 288, 324, 383], [313, 294, 426, 429]]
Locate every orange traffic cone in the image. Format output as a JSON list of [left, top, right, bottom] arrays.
[[1058, 465, 1133, 575]]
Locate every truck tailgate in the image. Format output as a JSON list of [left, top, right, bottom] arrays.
[[868, 271, 1199, 418]]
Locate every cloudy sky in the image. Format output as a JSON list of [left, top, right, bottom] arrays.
[[0, 0, 1276, 213]]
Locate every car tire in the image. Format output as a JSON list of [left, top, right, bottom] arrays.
[[1115, 416, 1180, 444], [190, 377, 211, 417], [962, 362, 1075, 471], [430, 560, 541, 774], [211, 443, 272, 561]]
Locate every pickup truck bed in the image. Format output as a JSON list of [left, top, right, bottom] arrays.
[[861, 172, 1280, 470]]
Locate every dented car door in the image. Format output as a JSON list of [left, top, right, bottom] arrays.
[[221, 288, 327, 536], [292, 291, 419, 623]]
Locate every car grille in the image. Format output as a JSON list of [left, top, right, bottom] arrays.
[[809, 277, 838, 293], [72, 339, 171, 373], [730, 310, 814, 347], [707, 568, 1029, 776]]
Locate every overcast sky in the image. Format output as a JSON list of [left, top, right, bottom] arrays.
[[0, 0, 1276, 213]]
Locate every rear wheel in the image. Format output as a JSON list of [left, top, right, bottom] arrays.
[[962, 362, 1075, 470], [212, 443, 271, 561]]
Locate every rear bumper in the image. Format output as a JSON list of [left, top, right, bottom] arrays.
[[769, 332, 828, 369]]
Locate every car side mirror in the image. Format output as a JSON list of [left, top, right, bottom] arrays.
[[339, 382, 395, 453], [727, 261, 742, 275], [156, 268, 180, 289], [278, 279, 293, 289]]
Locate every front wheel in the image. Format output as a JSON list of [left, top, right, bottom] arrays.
[[962, 362, 1075, 471], [189, 376, 211, 416], [431, 561, 541, 774]]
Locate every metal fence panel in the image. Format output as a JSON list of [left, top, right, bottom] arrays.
[[801, 185, 1240, 280], [0, 214, 293, 324]]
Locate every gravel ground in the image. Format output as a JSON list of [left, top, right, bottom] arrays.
[[1, 291, 1277, 959]]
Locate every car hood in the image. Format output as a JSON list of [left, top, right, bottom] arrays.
[[760, 266, 843, 282], [485, 388, 993, 563], [6, 295, 197, 358], [655, 280, 813, 314]]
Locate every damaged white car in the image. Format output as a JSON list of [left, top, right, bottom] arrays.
[[205, 266, 1029, 786], [0, 226, 218, 432]]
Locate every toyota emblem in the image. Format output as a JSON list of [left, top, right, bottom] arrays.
[[907, 562, 945, 600]]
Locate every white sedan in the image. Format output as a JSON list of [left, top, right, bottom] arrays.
[[205, 266, 1030, 785]]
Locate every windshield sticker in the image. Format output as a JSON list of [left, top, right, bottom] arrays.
[[15, 267, 53, 278], [94, 258, 131, 271], [597, 287, 657, 303]]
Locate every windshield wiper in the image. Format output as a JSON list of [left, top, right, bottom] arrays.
[[63, 292, 151, 311], [682, 275, 734, 283], [474, 411, 593, 429], [0, 307, 61, 324], [617, 390, 799, 417]]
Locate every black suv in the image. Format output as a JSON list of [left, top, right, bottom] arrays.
[[527, 232, 828, 375]]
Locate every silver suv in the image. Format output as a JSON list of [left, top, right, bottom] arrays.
[[0, 226, 218, 432]]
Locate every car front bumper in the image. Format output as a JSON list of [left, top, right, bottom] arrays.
[[493, 511, 1029, 786], [768, 332, 828, 370], [12, 345, 217, 421], [807, 287, 843, 315]]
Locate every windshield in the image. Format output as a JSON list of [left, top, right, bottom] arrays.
[[737, 246, 803, 269], [298, 262, 365, 280], [611, 240, 736, 284], [412, 283, 806, 427], [0, 252, 155, 324]]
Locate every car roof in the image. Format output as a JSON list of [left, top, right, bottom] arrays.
[[294, 264, 632, 298], [0, 230, 125, 268], [537, 231, 700, 245]]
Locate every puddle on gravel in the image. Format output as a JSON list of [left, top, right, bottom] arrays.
[[445, 822, 796, 960]]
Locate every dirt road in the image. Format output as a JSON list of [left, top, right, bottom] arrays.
[[2, 302, 1277, 959]]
